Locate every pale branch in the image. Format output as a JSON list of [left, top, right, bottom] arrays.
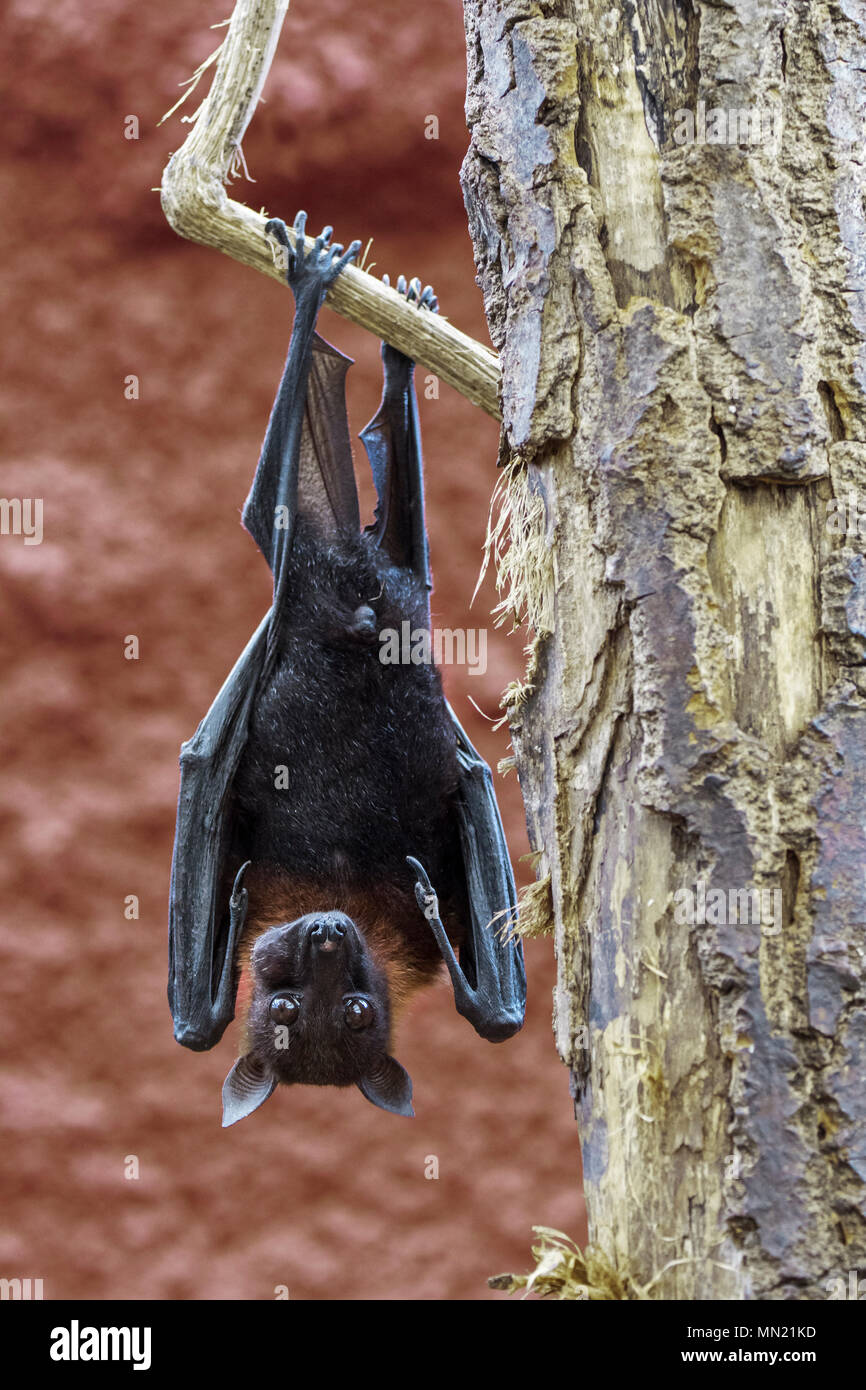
[[159, 0, 501, 418]]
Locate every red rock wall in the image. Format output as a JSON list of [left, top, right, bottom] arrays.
[[0, 0, 585, 1299]]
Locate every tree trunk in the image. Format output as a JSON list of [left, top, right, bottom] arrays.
[[461, 0, 866, 1298]]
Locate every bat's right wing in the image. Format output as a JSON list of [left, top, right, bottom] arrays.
[[243, 332, 360, 582], [168, 617, 269, 1050]]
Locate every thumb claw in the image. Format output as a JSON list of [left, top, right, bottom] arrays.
[[407, 858, 439, 921], [406, 855, 430, 891], [231, 860, 251, 910]]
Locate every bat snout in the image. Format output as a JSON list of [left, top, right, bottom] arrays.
[[309, 912, 355, 953], [251, 912, 359, 976], [313, 924, 343, 952], [249, 912, 375, 1007]]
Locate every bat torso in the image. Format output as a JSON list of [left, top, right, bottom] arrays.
[[232, 520, 467, 1010]]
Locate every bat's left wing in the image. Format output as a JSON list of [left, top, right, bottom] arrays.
[[168, 214, 361, 1051], [408, 704, 526, 1044], [359, 285, 526, 1042], [449, 705, 525, 1040]]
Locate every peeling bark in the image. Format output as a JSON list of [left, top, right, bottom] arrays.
[[462, 0, 866, 1297]]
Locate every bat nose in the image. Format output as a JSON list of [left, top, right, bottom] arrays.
[[310, 913, 353, 952]]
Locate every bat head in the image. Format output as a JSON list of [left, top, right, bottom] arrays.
[[222, 912, 414, 1126]]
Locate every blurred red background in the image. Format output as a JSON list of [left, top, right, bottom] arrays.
[[0, 0, 585, 1299]]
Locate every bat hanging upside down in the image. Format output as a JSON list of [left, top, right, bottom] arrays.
[[168, 213, 525, 1125]]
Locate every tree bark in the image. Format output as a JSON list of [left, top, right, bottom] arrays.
[[462, 0, 866, 1298]]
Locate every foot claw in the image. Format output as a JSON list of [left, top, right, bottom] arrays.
[[267, 214, 359, 298], [386, 272, 439, 314], [264, 217, 290, 247]]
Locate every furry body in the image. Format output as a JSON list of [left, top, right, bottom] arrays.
[[233, 520, 466, 1021]]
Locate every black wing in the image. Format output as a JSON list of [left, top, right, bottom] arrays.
[[361, 324, 526, 1041], [168, 216, 361, 1050], [360, 342, 431, 604], [448, 704, 526, 1040]]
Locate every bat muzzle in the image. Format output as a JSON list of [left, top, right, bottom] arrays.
[[306, 914, 359, 970], [310, 915, 350, 952], [251, 912, 361, 980]]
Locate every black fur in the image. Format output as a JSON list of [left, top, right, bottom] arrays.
[[233, 519, 463, 912]]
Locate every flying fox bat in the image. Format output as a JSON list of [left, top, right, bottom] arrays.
[[167, 212, 525, 1125]]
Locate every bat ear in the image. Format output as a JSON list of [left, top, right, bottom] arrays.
[[357, 1056, 414, 1117], [222, 1054, 277, 1127]]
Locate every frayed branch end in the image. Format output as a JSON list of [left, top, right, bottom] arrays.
[[514, 874, 553, 939], [476, 449, 554, 710], [489, 1228, 631, 1301]]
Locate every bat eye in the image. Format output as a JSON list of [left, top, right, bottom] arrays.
[[344, 997, 374, 1031], [270, 994, 302, 1024]]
